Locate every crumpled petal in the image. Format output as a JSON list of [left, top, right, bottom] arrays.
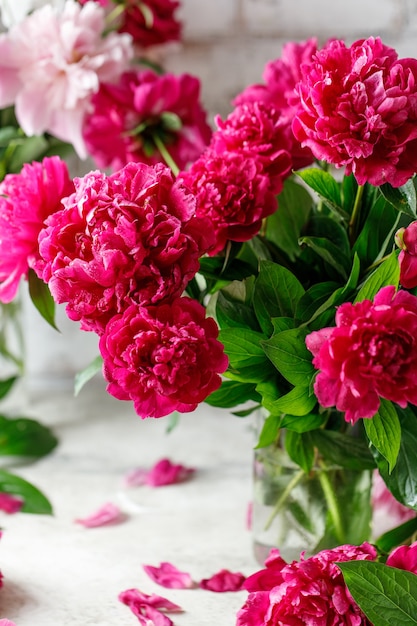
[[143, 562, 195, 589], [199, 569, 246, 592], [74, 502, 127, 528], [124, 458, 195, 487], [0, 492, 24, 514], [119, 588, 183, 626], [0, 620, 18, 626]]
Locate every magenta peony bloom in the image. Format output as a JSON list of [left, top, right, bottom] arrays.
[[292, 36, 417, 187], [0, 1, 133, 157], [212, 101, 292, 194], [178, 149, 278, 256], [117, 0, 181, 49], [396, 221, 417, 289], [99, 297, 229, 418], [234, 38, 318, 171], [306, 285, 417, 424], [83, 69, 212, 172], [237, 543, 377, 626], [37, 162, 212, 334], [0, 156, 74, 303], [386, 542, 417, 574]]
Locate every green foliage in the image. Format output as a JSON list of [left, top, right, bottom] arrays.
[[0, 470, 53, 515]]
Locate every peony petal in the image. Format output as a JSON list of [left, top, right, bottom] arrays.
[[74, 502, 127, 528], [0, 492, 24, 514], [143, 562, 195, 589], [119, 588, 183, 625], [124, 458, 195, 488], [0, 621, 18, 626], [199, 569, 246, 592]]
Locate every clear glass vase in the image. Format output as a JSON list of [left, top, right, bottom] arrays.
[[252, 440, 373, 564]]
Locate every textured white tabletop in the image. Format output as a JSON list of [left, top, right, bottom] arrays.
[[0, 384, 258, 625]]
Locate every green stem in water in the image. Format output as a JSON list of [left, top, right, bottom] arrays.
[[153, 135, 180, 176], [318, 463, 345, 544], [348, 184, 365, 245], [264, 467, 306, 532]]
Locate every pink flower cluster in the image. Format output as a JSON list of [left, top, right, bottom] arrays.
[[236, 543, 377, 626], [292, 36, 417, 187], [0, 1, 133, 157], [83, 69, 212, 172], [306, 285, 417, 424]]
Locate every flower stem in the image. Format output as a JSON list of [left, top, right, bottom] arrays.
[[318, 463, 345, 544], [153, 135, 180, 176], [348, 184, 364, 245], [264, 467, 306, 531]]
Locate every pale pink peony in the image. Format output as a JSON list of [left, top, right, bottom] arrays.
[[199, 569, 246, 592], [99, 297, 228, 418], [234, 38, 318, 171], [236, 543, 377, 626], [178, 149, 278, 256], [74, 502, 127, 527], [372, 470, 416, 536], [143, 562, 195, 589], [386, 541, 417, 574], [124, 458, 195, 487], [0, 492, 23, 514], [0, 1, 133, 157], [211, 101, 292, 194], [306, 285, 417, 424], [292, 36, 417, 187], [0, 156, 74, 303], [396, 221, 417, 289], [119, 587, 183, 626], [83, 69, 212, 172], [37, 162, 212, 334]]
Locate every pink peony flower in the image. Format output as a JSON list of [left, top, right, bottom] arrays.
[[372, 470, 416, 536], [117, 0, 181, 49], [178, 149, 278, 256], [119, 588, 183, 626], [124, 458, 195, 487], [237, 543, 377, 626], [99, 297, 229, 418], [0, 492, 23, 514], [83, 69, 212, 172], [396, 221, 417, 289], [211, 101, 292, 194], [292, 36, 417, 187], [234, 38, 318, 171], [386, 541, 417, 574], [37, 162, 212, 334], [143, 562, 195, 589], [0, 1, 133, 157], [74, 502, 127, 527], [0, 156, 73, 303], [199, 569, 246, 592], [306, 285, 417, 424]]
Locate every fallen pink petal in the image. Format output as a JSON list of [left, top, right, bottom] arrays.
[[0, 492, 24, 514], [119, 588, 183, 625], [143, 561, 195, 589], [199, 568, 246, 592], [0, 620, 17, 626], [124, 458, 195, 488], [74, 502, 127, 528]]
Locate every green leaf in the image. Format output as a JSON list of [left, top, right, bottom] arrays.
[[0, 376, 17, 400], [205, 381, 260, 408], [28, 269, 58, 330], [0, 470, 53, 514], [267, 385, 317, 416], [380, 179, 417, 218], [265, 178, 312, 260], [364, 399, 401, 472], [74, 355, 103, 397], [296, 282, 340, 323], [353, 195, 399, 267], [296, 168, 349, 219], [256, 413, 281, 448], [284, 430, 314, 473], [339, 561, 417, 626], [298, 235, 351, 280], [216, 291, 259, 331], [355, 251, 400, 303], [0, 414, 58, 459], [160, 111, 182, 132], [253, 261, 305, 335], [261, 327, 315, 386], [311, 429, 376, 470], [375, 516, 417, 553], [8, 135, 49, 173], [280, 412, 327, 433]]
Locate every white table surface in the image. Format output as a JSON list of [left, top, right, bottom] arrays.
[[0, 383, 258, 625]]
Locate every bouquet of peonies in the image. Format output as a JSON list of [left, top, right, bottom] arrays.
[[2, 3, 417, 620]]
